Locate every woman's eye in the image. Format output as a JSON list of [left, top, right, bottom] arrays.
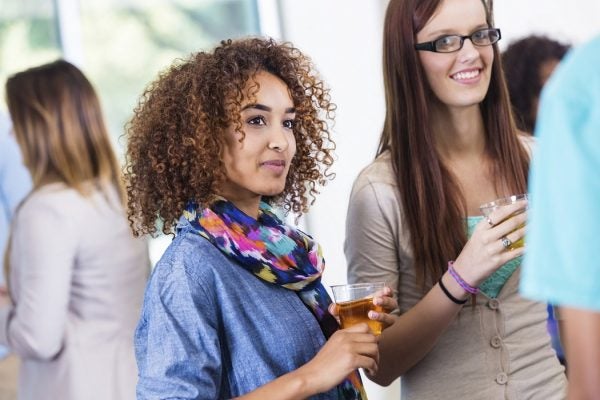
[[436, 35, 457, 50], [283, 119, 295, 129], [472, 30, 487, 41], [247, 116, 266, 125]]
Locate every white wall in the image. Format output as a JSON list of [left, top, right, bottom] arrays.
[[275, 1, 398, 397], [277, 0, 387, 286], [494, 0, 600, 47], [272, 1, 599, 399]]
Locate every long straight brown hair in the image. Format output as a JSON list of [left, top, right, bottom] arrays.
[[5, 60, 122, 199], [378, 0, 529, 288]]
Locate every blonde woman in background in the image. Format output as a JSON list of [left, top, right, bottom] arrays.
[[0, 60, 149, 400]]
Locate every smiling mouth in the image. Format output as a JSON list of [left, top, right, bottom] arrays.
[[260, 160, 287, 173], [261, 160, 285, 167], [451, 69, 480, 81]]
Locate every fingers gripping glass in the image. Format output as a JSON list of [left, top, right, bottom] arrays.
[[415, 28, 501, 53]]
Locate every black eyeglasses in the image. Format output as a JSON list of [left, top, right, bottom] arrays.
[[415, 28, 501, 53]]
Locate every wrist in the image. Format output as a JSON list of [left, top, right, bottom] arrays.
[[438, 275, 468, 305], [288, 365, 321, 398], [441, 273, 469, 300], [447, 261, 479, 294]]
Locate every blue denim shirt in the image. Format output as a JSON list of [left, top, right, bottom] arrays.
[[135, 219, 339, 399]]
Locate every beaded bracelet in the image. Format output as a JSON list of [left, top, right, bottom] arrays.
[[438, 277, 468, 305], [448, 261, 479, 295]]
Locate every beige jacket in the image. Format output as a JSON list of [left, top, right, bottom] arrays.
[[345, 150, 566, 400], [0, 183, 149, 400]]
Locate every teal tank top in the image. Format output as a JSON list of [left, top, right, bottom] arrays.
[[467, 216, 521, 298]]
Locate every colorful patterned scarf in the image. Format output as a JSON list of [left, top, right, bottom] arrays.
[[184, 198, 367, 399]]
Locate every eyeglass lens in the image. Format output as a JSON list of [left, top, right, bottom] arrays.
[[436, 29, 499, 52]]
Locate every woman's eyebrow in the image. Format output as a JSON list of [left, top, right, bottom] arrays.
[[241, 103, 296, 113], [425, 24, 489, 38]]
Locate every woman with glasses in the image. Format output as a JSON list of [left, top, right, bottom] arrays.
[[345, 0, 567, 398]]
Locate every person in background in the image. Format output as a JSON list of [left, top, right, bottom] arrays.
[[521, 35, 600, 400], [502, 35, 570, 134], [0, 60, 149, 400], [502, 34, 571, 365], [0, 113, 31, 271], [345, 0, 566, 398], [125, 37, 395, 400], [0, 112, 31, 399]]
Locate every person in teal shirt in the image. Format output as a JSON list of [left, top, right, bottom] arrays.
[[521, 35, 600, 399]]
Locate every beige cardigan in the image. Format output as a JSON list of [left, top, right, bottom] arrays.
[[345, 151, 566, 400], [0, 183, 149, 400]]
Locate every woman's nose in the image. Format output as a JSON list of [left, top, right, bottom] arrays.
[[267, 128, 290, 152], [457, 38, 480, 63]]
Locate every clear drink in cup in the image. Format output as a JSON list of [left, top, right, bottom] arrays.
[[331, 282, 386, 335]]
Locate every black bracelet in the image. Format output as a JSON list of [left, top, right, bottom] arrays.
[[438, 277, 468, 305]]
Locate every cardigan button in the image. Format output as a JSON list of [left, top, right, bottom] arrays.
[[488, 299, 500, 310], [491, 336, 502, 348], [496, 372, 508, 385]]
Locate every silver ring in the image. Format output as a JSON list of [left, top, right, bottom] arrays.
[[501, 236, 513, 249], [486, 216, 494, 227]]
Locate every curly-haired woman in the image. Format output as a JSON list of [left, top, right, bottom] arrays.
[[502, 35, 570, 133], [125, 37, 394, 400]]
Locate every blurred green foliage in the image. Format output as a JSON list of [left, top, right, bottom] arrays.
[[0, 3, 62, 112], [82, 0, 259, 153], [0, 0, 258, 152]]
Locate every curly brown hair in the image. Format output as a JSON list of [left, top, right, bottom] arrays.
[[124, 37, 336, 236], [502, 35, 570, 133]]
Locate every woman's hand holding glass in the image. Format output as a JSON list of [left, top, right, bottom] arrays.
[[367, 286, 398, 330], [452, 201, 527, 288], [297, 324, 378, 394], [328, 285, 398, 334], [297, 286, 398, 392]]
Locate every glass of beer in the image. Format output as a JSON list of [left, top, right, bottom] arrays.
[[330, 282, 387, 335], [480, 193, 528, 250]]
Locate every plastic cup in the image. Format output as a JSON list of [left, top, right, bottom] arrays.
[[480, 194, 528, 250], [330, 282, 386, 335]]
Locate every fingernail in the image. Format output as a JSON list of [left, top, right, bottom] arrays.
[[368, 311, 379, 319]]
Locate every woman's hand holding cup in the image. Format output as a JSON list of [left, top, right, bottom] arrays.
[[453, 196, 528, 288], [328, 283, 397, 335]]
